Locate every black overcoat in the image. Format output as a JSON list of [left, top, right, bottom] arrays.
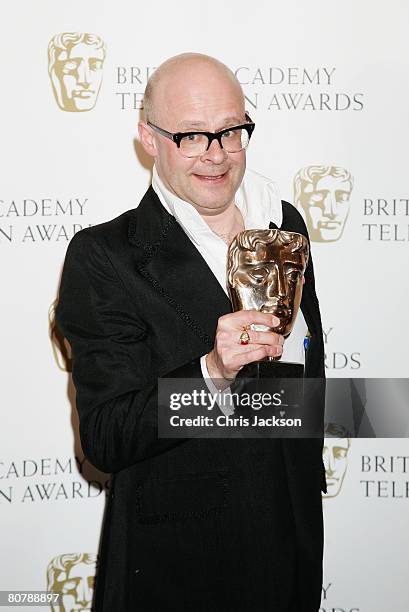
[[56, 187, 327, 612]]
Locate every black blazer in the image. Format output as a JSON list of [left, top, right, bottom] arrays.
[[56, 187, 326, 612]]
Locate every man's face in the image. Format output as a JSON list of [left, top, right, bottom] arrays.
[[230, 237, 307, 336], [151, 64, 247, 214], [52, 43, 104, 111], [300, 174, 352, 242], [52, 561, 95, 611], [322, 438, 350, 498]]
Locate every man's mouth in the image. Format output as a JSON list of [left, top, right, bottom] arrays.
[[193, 171, 228, 183]]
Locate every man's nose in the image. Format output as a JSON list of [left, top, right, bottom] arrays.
[[323, 193, 337, 219], [76, 60, 91, 87], [200, 138, 227, 164]]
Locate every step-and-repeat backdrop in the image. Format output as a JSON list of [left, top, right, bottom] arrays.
[[1, 1, 408, 610]]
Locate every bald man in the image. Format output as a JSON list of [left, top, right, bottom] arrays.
[[56, 53, 326, 611]]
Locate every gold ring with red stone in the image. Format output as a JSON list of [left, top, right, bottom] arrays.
[[239, 326, 251, 345]]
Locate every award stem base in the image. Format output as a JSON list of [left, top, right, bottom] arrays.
[[238, 359, 304, 379]]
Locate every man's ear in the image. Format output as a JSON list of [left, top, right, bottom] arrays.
[[138, 121, 157, 157]]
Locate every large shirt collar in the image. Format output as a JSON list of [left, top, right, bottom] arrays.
[[152, 165, 283, 244]]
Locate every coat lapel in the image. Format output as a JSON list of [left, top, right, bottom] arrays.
[[128, 187, 232, 349]]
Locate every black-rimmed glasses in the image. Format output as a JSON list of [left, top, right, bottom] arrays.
[[147, 113, 255, 158]]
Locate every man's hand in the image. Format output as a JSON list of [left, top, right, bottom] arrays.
[[206, 310, 284, 386]]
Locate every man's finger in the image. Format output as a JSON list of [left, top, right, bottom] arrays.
[[239, 330, 284, 347], [222, 309, 280, 330], [229, 344, 282, 369]]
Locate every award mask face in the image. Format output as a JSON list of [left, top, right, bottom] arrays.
[[227, 229, 309, 336], [48, 33, 106, 112], [294, 165, 353, 242]]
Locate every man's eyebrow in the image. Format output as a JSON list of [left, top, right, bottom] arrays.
[[177, 116, 244, 131]]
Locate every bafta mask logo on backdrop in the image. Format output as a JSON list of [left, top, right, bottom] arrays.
[[48, 33, 106, 112], [47, 553, 97, 611], [322, 423, 351, 499], [294, 166, 354, 242], [49, 300, 72, 372]]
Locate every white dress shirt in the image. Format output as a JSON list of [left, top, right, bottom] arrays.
[[152, 166, 308, 413]]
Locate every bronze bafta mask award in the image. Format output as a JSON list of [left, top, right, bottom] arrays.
[[227, 229, 309, 377]]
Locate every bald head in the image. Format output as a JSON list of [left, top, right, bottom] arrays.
[[138, 52, 249, 216], [143, 53, 244, 124]]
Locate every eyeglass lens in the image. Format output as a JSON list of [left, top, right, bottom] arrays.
[[179, 128, 250, 156]]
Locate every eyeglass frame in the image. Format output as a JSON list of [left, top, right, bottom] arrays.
[[146, 113, 255, 156]]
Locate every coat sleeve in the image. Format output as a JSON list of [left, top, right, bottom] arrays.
[[56, 230, 202, 474]]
